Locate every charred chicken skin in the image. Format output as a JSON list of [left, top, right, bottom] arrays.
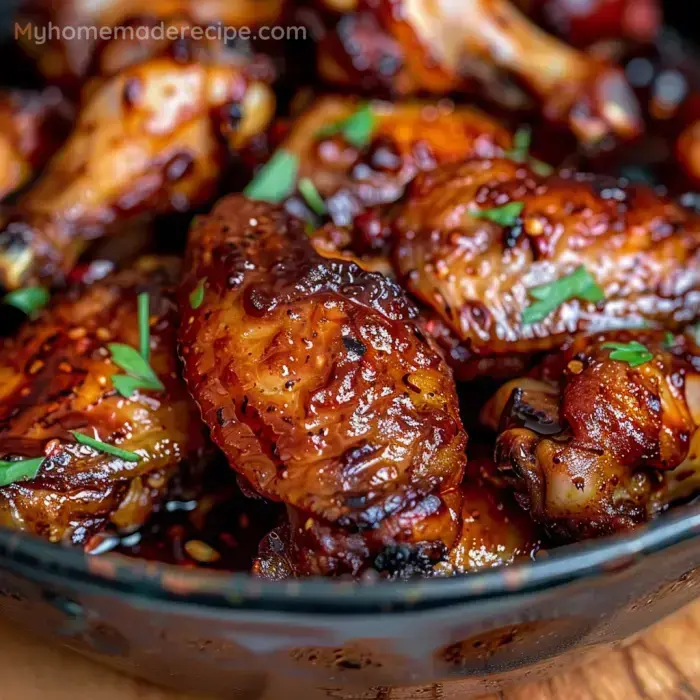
[[0, 54, 275, 290], [178, 195, 467, 576], [393, 158, 700, 378], [284, 96, 512, 226], [0, 258, 205, 545], [481, 331, 700, 541], [0, 88, 72, 202], [317, 0, 642, 144]]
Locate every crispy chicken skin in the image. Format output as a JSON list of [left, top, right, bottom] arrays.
[[178, 195, 467, 576], [0, 258, 205, 545], [0, 88, 72, 203], [0, 55, 275, 290], [393, 158, 700, 376], [17, 0, 287, 87], [481, 331, 700, 541], [284, 96, 511, 226], [317, 0, 642, 144], [253, 453, 541, 579]]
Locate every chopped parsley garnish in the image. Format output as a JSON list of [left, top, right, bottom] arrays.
[[3, 287, 49, 317], [137, 292, 150, 360], [663, 331, 675, 349], [71, 431, 140, 462], [522, 266, 605, 325], [473, 201, 524, 226], [601, 340, 654, 368], [109, 292, 164, 399], [243, 149, 299, 203], [299, 178, 326, 215], [318, 104, 376, 149], [506, 126, 553, 176], [190, 277, 207, 310], [0, 456, 44, 487]]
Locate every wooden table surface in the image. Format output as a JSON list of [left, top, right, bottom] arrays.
[[3, 601, 700, 700]]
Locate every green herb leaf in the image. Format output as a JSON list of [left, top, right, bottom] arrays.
[[530, 158, 554, 176], [299, 178, 326, 216], [138, 292, 150, 361], [510, 126, 531, 161], [108, 343, 165, 398], [244, 150, 299, 203], [3, 287, 49, 317], [473, 201, 524, 226], [190, 277, 207, 310], [506, 126, 554, 175], [71, 431, 140, 462], [318, 104, 376, 149], [663, 331, 675, 349], [0, 457, 44, 487], [522, 266, 605, 325], [601, 340, 654, 368], [108, 292, 164, 399]]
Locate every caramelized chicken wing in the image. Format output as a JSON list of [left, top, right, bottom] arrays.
[[481, 331, 700, 541], [0, 258, 206, 545], [393, 158, 700, 377], [317, 0, 642, 144], [17, 0, 287, 87], [0, 88, 72, 202], [284, 96, 511, 226], [0, 54, 275, 290], [178, 196, 467, 576], [435, 452, 543, 575]]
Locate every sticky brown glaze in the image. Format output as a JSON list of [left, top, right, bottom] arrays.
[[435, 452, 543, 575], [17, 0, 287, 88], [0, 54, 275, 290], [178, 195, 467, 576], [0, 88, 72, 202], [393, 157, 700, 377], [481, 330, 700, 541], [0, 258, 206, 545], [284, 96, 511, 226], [317, 0, 642, 144]]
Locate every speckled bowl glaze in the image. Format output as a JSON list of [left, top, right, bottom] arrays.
[[2, 503, 700, 698]]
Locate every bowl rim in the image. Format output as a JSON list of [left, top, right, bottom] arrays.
[[2, 500, 700, 614]]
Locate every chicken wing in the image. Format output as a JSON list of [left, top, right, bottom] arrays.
[[178, 195, 467, 576], [481, 331, 700, 541], [283, 96, 512, 226], [0, 54, 275, 290], [17, 0, 287, 87], [0, 258, 206, 545], [393, 158, 700, 378], [317, 0, 642, 144], [0, 88, 72, 203], [435, 451, 543, 574]]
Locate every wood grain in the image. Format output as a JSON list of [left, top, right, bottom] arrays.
[[3, 602, 700, 700]]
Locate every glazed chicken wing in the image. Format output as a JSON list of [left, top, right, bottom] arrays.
[[178, 195, 467, 576], [481, 331, 700, 541], [435, 452, 543, 575], [283, 96, 512, 227], [0, 88, 72, 203], [317, 0, 642, 144], [393, 158, 700, 378], [0, 258, 205, 545], [0, 54, 275, 290], [17, 0, 287, 87]]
